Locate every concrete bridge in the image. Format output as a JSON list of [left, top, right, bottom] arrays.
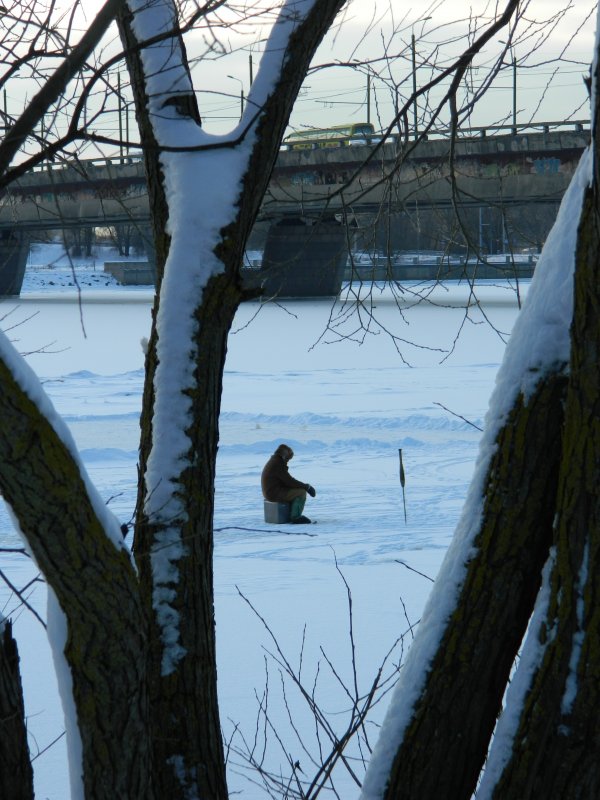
[[266, 119, 588, 216], [0, 119, 589, 295], [1, 118, 588, 227]]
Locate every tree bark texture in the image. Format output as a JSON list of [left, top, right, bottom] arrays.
[[476, 43, 600, 800], [140, 274, 241, 800], [488, 188, 600, 798], [117, 2, 347, 797], [0, 620, 34, 800], [0, 360, 151, 800], [382, 370, 567, 800]]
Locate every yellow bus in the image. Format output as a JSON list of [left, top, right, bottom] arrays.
[[282, 122, 377, 150]]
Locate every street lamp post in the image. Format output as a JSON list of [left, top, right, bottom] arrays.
[[115, 71, 133, 163], [499, 40, 518, 134], [511, 54, 517, 134], [411, 33, 417, 139], [117, 71, 123, 162]]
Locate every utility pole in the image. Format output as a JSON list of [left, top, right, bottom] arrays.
[[367, 74, 371, 124], [411, 33, 417, 139], [500, 40, 518, 135], [512, 55, 517, 134], [117, 71, 124, 163], [2, 89, 6, 134]]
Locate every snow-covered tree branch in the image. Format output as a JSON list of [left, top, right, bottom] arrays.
[[115, 2, 349, 796]]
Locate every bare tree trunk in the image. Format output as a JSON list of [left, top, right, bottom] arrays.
[[0, 359, 152, 800], [131, 274, 241, 800], [0, 619, 33, 800], [488, 165, 600, 800], [381, 370, 566, 799], [116, 2, 347, 797]]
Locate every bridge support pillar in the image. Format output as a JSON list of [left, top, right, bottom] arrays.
[[257, 218, 348, 298], [0, 230, 29, 296]]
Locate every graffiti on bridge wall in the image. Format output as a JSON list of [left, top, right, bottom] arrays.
[[285, 155, 568, 188], [531, 157, 561, 175], [289, 169, 352, 186]]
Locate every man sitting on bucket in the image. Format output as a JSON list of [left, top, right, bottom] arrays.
[[261, 444, 317, 524]]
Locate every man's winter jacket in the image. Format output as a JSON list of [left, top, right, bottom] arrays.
[[261, 453, 307, 502]]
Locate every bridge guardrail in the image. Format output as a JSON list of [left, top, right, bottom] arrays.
[[25, 120, 590, 171], [29, 155, 144, 174], [425, 119, 589, 140], [279, 119, 590, 150], [2, 119, 586, 232]]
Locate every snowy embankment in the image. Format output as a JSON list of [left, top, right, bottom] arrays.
[[0, 266, 524, 797]]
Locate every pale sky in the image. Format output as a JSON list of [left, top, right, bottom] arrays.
[[191, 0, 597, 135], [4, 0, 597, 156]]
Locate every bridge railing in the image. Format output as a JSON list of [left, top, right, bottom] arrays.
[[28, 154, 144, 174], [23, 119, 590, 174], [279, 119, 590, 151], [430, 118, 590, 139]]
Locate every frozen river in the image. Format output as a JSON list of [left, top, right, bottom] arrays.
[[0, 278, 525, 798]]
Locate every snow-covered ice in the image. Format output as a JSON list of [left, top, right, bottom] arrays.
[[0, 247, 526, 797]]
